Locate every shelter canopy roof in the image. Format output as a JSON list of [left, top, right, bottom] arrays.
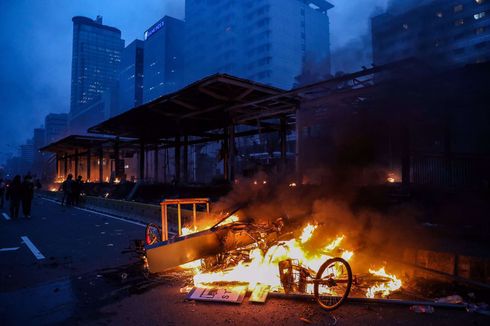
[[88, 74, 299, 140]]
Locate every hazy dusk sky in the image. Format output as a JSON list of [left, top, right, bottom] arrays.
[[0, 0, 389, 163]]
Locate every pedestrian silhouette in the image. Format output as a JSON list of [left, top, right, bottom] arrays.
[[6, 175, 22, 218], [61, 174, 74, 206], [73, 175, 83, 206], [22, 174, 34, 218]]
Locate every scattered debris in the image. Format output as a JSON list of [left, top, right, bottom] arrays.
[[187, 286, 247, 304], [121, 272, 128, 281], [249, 284, 271, 303], [435, 295, 463, 304], [409, 305, 434, 314], [299, 317, 312, 324], [466, 303, 490, 316], [107, 244, 114, 247]]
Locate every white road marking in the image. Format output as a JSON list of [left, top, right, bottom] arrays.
[[20, 236, 45, 260], [40, 197, 146, 227], [0, 247, 20, 251], [2, 213, 11, 220]]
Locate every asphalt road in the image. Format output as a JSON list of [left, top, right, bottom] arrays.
[[0, 196, 145, 324], [0, 196, 488, 325]]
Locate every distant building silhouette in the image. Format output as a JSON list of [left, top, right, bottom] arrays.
[[183, 0, 333, 89], [372, 0, 490, 68], [143, 16, 184, 102], [69, 16, 124, 133], [45, 113, 68, 144], [118, 39, 144, 115]]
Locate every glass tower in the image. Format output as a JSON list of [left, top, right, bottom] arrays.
[[70, 16, 124, 132], [143, 16, 185, 102], [184, 0, 333, 90], [118, 39, 144, 114]]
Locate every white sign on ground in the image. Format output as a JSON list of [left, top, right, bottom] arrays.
[[187, 286, 247, 304]]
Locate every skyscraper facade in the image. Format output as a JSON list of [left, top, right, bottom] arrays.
[[184, 0, 333, 90], [372, 0, 490, 67], [45, 113, 68, 144], [118, 39, 144, 114], [70, 16, 124, 132], [143, 16, 185, 102]]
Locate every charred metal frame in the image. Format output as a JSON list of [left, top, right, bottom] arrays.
[[160, 198, 210, 241]]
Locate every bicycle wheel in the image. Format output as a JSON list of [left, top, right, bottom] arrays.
[[145, 223, 161, 245], [314, 257, 352, 311]]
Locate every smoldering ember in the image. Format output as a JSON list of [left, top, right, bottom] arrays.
[[1, 1, 490, 325]]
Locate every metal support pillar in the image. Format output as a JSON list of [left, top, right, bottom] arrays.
[[55, 154, 60, 179], [223, 128, 229, 181], [183, 135, 189, 183], [443, 108, 452, 186], [74, 149, 79, 178], [86, 149, 91, 181], [98, 148, 104, 183], [175, 136, 181, 184], [114, 137, 120, 178], [64, 153, 68, 177], [154, 146, 159, 182], [228, 125, 236, 182], [139, 142, 145, 182], [280, 115, 287, 168], [401, 120, 411, 187]]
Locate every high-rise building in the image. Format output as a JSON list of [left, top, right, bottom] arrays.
[[184, 0, 333, 89], [33, 128, 46, 152], [70, 16, 124, 133], [45, 113, 68, 144], [143, 16, 185, 102], [20, 140, 34, 165], [118, 39, 144, 114], [372, 0, 490, 67]]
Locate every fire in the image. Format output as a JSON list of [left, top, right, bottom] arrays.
[[181, 215, 240, 237], [299, 224, 317, 243], [189, 224, 353, 294], [179, 223, 402, 299], [366, 267, 402, 298]]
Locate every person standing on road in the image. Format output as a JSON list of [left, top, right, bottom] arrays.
[[61, 174, 74, 206], [21, 174, 34, 218], [73, 175, 83, 206], [6, 175, 22, 218], [0, 179, 6, 208]]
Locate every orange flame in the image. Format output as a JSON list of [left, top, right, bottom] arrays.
[[366, 267, 402, 298]]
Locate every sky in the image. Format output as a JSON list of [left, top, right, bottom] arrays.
[[0, 0, 390, 164]]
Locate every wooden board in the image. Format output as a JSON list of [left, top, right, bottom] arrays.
[[249, 283, 271, 303]]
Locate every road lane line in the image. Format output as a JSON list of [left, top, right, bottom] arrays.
[[0, 247, 20, 251], [40, 197, 146, 227], [2, 213, 11, 220], [20, 236, 45, 260]]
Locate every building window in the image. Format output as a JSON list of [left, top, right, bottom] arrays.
[[474, 12, 486, 20], [454, 4, 463, 12]]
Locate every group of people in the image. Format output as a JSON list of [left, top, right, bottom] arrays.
[[60, 174, 84, 206], [0, 174, 35, 219]]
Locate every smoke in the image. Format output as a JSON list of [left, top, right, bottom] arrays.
[[210, 171, 425, 274]]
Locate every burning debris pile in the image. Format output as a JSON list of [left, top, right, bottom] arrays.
[[179, 219, 403, 302], [144, 178, 413, 309]]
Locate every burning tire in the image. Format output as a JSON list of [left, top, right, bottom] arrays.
[[314, 257, 352, 311], [145, 223, 162, 245]]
